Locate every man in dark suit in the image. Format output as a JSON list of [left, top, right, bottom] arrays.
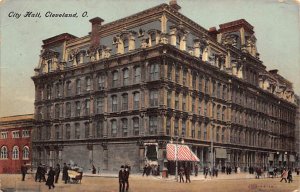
[[185, 166, 191, 183], [124, 165, 130, 192], [21, 162, 28, 181], [119, 165, 125, 192], [62, 163, 69, 184], [54, 164, 60, 183]]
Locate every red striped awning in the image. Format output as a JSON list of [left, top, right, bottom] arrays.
[[166, 144, 200, 162]]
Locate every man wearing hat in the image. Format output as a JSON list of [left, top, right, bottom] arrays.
[[119, 165, 125, 192], [124, 165, 130, 192]]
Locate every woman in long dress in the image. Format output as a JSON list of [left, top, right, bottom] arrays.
[[46, 167, 56, 189]]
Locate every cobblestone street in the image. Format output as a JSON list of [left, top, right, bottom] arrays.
[[0, 173, 299, 192]]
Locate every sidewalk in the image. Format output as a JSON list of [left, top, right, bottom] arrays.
[[83, 172, 261, 181]]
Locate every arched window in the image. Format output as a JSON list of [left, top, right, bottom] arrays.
[[22, 146, 29, 160], [133, 92, 140, 110], [0, 146, 8, 159], [86, 76, 91, 91], [122, 118, 128, 137], [12, 146, 19, 160]]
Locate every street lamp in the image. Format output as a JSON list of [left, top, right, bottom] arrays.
[[171, 136, 184, 182]]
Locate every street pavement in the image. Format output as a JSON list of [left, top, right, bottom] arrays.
[[0, 172, 299, 192]]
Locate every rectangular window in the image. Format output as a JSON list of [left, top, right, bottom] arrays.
[[85, 123, 89, 138], [75, 123, 80, 139], [112, 96, 118, 112], [76, 101, 81, 117], [66, 81, 72, 96], [191, 122, 195, 138], [166, 118, 171, 135], [174, 119, 179, 136], [205, 78, 209, 94], [12, 131, 20, 138], [96, 121, 103, 138], [86, 77, 91, 91], [97, 97, 104, 114], [175, 67, 180, 83], [203, 124, 207, 140], [149, 90, 158, 107], [122, 94, 128, 111], [85, 99, 90, 116], [133, 92, 140, 110], [122, 119, 128, 137], [167, 64, 172, 80], [134, 67, 141, 83], [175, 93, 179, 110], [112, 71, 118, 87], [0, 132, 8, 139], [56, 83, 61, 98], [66, 102, 71, 118], [149, 116, 157, 135], [197, 123, 201, 139], [22, 130, 30, 138], [192, 97, 195, 113], [55, 125, 60, 139], [182, 120, 186, 137], [150, 63, 159, 81], [133, 118, 139, 136], [182, 69, 187, 86], [55, 104, 60, 119], [182, 95, 186, 111], [111, 120, 117, 137], [198, 98, 202, 115], [167, 91, 172, 108], [98, 75, 105, 89], [76, 79, 81, 95], [198, 76, 203, 92], [123, 69, 129, 86], [217, 83, 221, 98], [204, 101, 208, 116], [66, 124, 71, 139]]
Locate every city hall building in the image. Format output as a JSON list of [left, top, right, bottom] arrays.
[[32, 1, 297, 173]]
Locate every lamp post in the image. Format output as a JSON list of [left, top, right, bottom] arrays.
[[210, 126, 214, 175], [171, 136, 184, 182]]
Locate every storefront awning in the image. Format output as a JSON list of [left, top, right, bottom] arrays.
[[166, 144, 200, 162]]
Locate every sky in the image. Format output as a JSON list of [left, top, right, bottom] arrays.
[[0, 0, 299, 117]]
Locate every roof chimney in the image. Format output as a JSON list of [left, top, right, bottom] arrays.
[[89, 17, 104, 48], [169, 0, 181, 11]]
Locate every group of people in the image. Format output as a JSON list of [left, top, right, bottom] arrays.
[[280, 168, 293, 183], [178, 166, 191, 183], [203, 166, 219, 178], [118, 165, 130, 192], [142, 164, 160, 176]]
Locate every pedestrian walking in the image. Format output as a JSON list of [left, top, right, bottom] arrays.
[[185, 166, 191, 183], [92, 164, 96, 174], [46, 167, 55, 189], [35, 163, 42, 182], [287, 169, 293, 183], [21, 162, 28, 181], [194, 164, 198, 177], [62, 163, 69, 184], [124, 165, 130, 192], [280, 169, 288, 183], [179, 166, 185, 183], [119, 165, 126, 192], [54, 164, 60, 183], [142, 164, 147, 176], [204, 166, 209, 178]]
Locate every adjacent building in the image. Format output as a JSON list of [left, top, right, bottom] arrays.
[[0, 114, 34, 173], [31, 1, 298, 173]]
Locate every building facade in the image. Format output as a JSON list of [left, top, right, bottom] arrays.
[[32, 1, 297, 173], [0, 114, 34, 173]]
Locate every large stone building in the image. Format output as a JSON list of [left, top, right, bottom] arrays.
[[0, 114, 34, 173], [31, 1, 297, 173]]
